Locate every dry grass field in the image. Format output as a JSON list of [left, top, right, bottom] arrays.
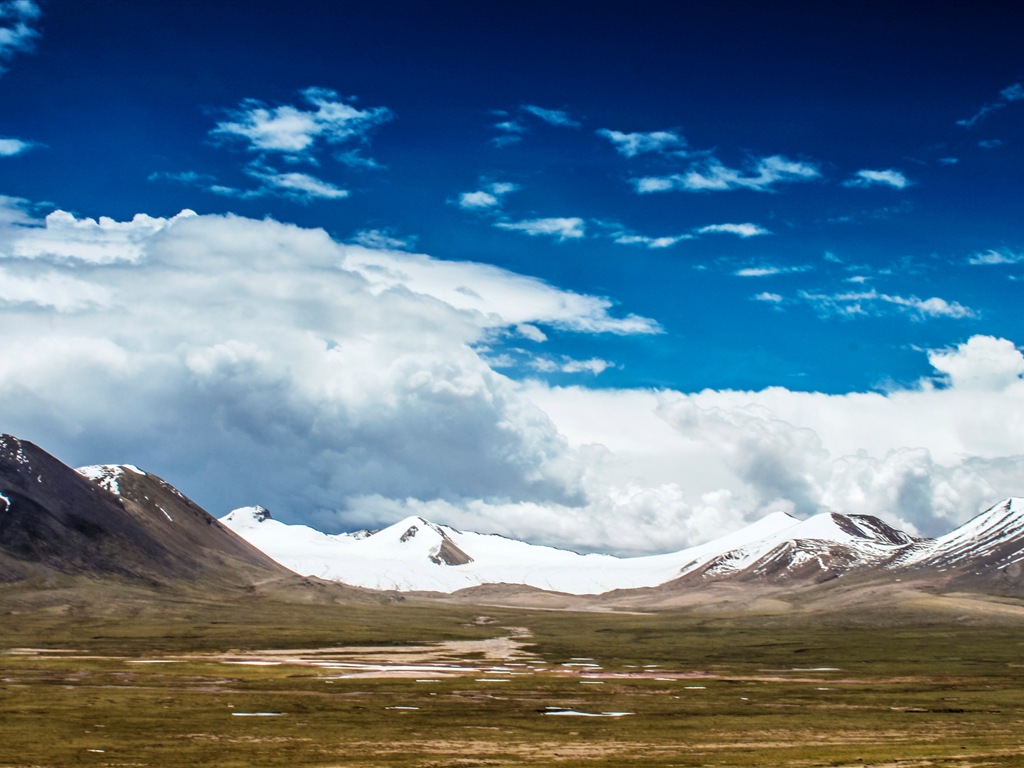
[[2, 583, 1024, 767]]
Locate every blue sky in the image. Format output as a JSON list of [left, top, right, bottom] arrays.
[[2, 1, 1024, 552]]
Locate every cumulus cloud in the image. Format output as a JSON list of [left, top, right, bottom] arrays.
[[633, 155, 821, 194], [524, 335, 1024, 542], [5, 205, 1023, 554], [0, 208, 668, 540], [928, 335, 1024, 391], [11, 209, 192, 263], [958, 82, 1024, 128], [844, 169, 912, 189], [0, 0, 40, 73], [698, 222, 771, 238], [597, 128, 687, 158], [495, 216, 586, 241]]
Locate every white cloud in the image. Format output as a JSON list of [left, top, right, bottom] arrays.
[[0, 0, 40, 73], [958, 82, 1024, 127], [634, 155, 821, 193], [928, 335, 1024, 391], [515, 323, 547, 342], [495, 217, 586, 241], [251, 169, 350, 200], [0, 208, 668, 543], [612, 232, 691, 249], [734, 265, 808, 277], [491, 118, 525, 147], [523, 335, 1024, 543], [968, 248, 1023, 266], [844, 169, 912, 189], [522, 104, 580, 128], [0, 266, 113, 311], [2, 207, 1021, 554], [753, 292, 783, 303], [596, 128, 686, 158], [799, 289, 975, 320], [531, 356, 613, 376], [632, 176, 676, 193], [11, 209, 193, 263], [0, 137, 31, 156], [350, 228, 413, 250], [212, 87, 392, 159], [456, 181, 519, 211], [698, 222, 771, 238], [342, 244, 658, 336]]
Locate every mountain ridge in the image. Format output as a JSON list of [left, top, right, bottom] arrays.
[[4, 431, 1023, 601], [219, 500, 1024, 596], [0, 434, 293, 587]]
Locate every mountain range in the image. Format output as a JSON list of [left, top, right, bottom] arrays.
[[2, 432, 1023, 600], [219, 500, 1024, 595]]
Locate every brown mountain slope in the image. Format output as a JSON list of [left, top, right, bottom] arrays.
[[0, 434, 292, 587]]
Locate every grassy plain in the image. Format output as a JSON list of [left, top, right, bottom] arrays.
[[2, 584, 1024, 767]]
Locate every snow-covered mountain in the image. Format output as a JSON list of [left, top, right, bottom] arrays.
[[220, 506, 934, 595], [892, 498, 1024, 573], [8, 428, 1021, 600]]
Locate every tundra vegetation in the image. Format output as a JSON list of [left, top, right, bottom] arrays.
[[2, 585, 1024, 767]]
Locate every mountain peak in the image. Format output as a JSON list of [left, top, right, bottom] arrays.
[[222, 505, 275, 527]]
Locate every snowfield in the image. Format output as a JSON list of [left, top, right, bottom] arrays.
[[217, 504, 934, 595]]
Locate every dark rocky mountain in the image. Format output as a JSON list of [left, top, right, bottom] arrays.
[[0, 434, 292, 586]]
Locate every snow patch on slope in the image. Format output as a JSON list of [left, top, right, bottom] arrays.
[[76, 464, 147, 495]]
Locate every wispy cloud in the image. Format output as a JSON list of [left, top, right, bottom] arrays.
[[495, 217, 585, 241], [596, 128, 687, 158], [212, 86, 392, 160], [249, 169, 350, 200], [633, 155, 821, 194], [595, 220, 691, 249], [753, 292, 784, 303], [456, 181, 520, 210], [0, 0, 40, 74], [350, 229, 414, 250], [0, 137, 31, 156], [157, 87, 391, 203], [697, 222, 771, 238], [843, 169, 912, 189], [735, 265, 809, 277], [522, 104, 580, 128], [957, 82, 1024, 128], [968, 248, 1023, 266], [491, 105, 580, 146], [799, 289, 975, 320], [613, 232, 691, 249], [530, 355, 614, 375], [490, 113, 526, 147]]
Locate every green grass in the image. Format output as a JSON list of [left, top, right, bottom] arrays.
[[2, 588, 1024, 766]]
